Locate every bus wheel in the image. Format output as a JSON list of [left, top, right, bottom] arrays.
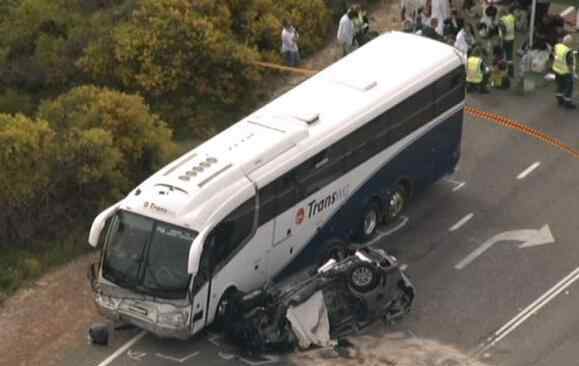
[[357, 201, 380, 241], [213, 289, 237, 331], [384, 184, 407, 223]]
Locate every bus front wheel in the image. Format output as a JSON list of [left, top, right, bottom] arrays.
[[213, 289, 238, 331], [357, 201, 380, 242]]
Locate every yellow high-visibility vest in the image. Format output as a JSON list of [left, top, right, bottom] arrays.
[[501, 14, 516, 41], [553, 43, 571, 75], [466, 57, 483, 83]]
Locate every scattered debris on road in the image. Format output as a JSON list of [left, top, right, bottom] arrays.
[[291, 331, 492, 366], [88, 322, 110, 346]]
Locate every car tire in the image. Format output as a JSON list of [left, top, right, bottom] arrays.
[[319, 238, 350, 266], [384, 184, 407, 224], [357, 201, 380, 241], [348, 262, 380, 293]]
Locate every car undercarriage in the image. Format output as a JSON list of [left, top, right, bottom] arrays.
[[223, 247, 415, 354]]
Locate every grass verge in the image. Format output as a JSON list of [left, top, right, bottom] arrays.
[[553, 0, 576, 8], [0, 231, 93, 304]]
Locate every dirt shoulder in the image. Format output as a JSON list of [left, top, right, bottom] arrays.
[[0, 3, 402, 366], [0, 254, 99, 366]]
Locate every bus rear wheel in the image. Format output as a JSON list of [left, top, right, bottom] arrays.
[[384, 184, 407, 224]]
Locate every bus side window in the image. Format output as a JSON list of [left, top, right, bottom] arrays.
[[192, 241, 212, 294], [258, 183, 277, 225], [296, 150, 331, 196], [208, 197, 256, 271], [276, 172, 298, 213]]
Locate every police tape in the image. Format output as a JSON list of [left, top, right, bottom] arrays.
[[465, 106, 579, 160]]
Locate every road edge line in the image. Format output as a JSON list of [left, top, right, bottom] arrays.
[[472, 266, 579, 356]]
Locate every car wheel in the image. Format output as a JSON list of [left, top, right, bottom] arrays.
[[384, 184, 407, 224], [348, 262, 380, 293], [357, 201, 380, 241], [319, 239, 350, 266]]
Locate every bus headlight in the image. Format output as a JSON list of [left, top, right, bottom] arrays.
[[96, 293, 120, 310], [158, 310, 188, 328]]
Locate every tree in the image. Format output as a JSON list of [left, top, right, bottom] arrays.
[[38, 85, 177, 183], [79, 0, 262, 104], [0, 113, 54, 241]]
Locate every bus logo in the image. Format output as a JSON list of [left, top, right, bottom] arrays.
[[296, 208, 305, 225]]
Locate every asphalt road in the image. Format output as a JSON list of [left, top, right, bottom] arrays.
[[62, 83, 579, 366]]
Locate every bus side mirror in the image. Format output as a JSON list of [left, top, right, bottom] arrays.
[[89, 204, 119, 247]]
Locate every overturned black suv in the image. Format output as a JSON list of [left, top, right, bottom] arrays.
[[223, 247, 415, 353]]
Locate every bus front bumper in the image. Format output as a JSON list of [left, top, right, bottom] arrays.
[[95, 293, 191, 340]]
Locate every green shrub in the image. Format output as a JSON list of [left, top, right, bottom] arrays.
[[21, 257, 42, 278], [38, 85, 177, 183], [79, 0, 262, 104], [0, 267, 21, 294], [0, 89, 35, 116], [0, 114, 54, 241]]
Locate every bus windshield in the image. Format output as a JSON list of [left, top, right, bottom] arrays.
[[102, 211, 196, 299]]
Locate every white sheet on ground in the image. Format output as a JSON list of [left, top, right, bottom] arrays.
[[285, 290, 331, 349]]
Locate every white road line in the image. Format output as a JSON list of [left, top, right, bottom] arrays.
[[155, 352, 199, 363], [517, 161, 541, 180], [442, 177, 466, 191], [449, 213, 474, 232], [452, 182, 466, 191], [472, 266, 579, 357], [443, 177, 463, 185], [97, 331, 146, 366]]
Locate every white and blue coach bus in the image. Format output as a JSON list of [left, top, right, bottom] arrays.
[[88, 32, 465, 339]]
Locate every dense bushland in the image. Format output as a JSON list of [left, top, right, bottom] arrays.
[[0, 0, 341, 295]]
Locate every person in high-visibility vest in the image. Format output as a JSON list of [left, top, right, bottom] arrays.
[[351, 4, 370, 46], [466, 47, 490, 93], [552, 34, 576, 109], [499, 6, 516, 78]]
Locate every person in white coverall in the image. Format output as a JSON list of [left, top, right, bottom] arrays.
[[337, 8, 357, 56], [454, 25, 475, 60]]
